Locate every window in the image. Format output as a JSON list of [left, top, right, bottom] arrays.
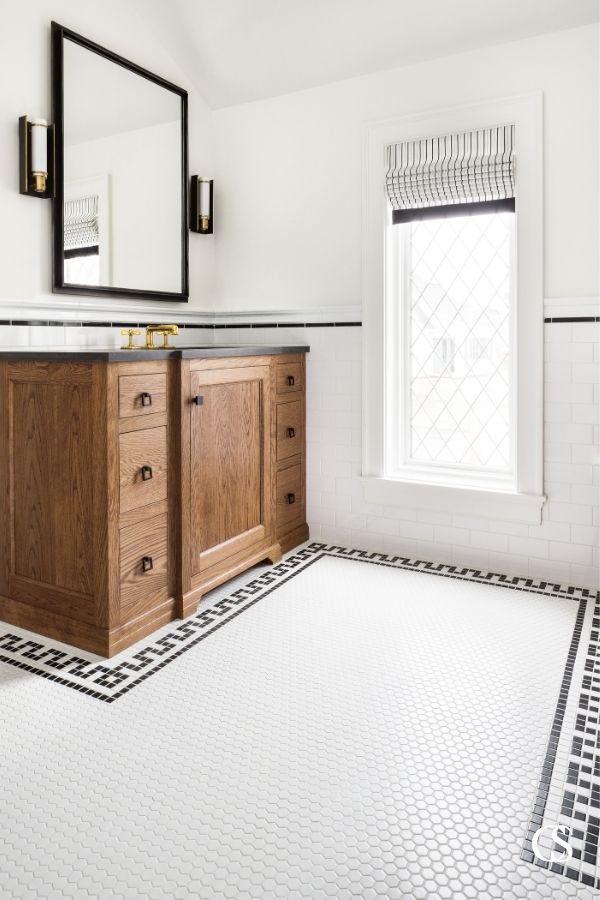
[[390, 208, 515, 489], [362, 95, 544, 523], [63, 194, 101, 286], [64, 245, 100, 286]]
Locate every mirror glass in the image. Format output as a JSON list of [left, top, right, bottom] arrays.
[[54, 28, 187, 299]]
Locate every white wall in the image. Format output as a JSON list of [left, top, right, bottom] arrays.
[[0, 0, 215, 309], [66, 121, 182, 293], [213, 24, 599, 310], [209, 23, 599, 589]]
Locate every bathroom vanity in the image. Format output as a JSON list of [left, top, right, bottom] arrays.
[[0, 345, 308, 656]]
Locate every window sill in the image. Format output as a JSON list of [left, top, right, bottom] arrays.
[[362, 477, 546, 525]]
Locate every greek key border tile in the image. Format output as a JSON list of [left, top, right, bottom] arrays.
[[521, 596, 600, 890], [0, 542, 596, 705]]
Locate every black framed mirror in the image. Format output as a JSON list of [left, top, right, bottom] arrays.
[[51, 22, 189, 302]]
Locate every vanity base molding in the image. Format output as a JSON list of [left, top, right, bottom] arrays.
[[0, 349, 308, 657], [179, 541, 283, 619]]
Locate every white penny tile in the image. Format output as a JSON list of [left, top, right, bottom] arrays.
[[2, 542, 597, 898]]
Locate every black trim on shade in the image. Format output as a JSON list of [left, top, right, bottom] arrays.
[[392, 197, 515, 224], [51, 21, 189, 303], [64, 245, 99, 260]]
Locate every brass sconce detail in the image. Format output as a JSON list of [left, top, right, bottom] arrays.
[[190, 176, 213, 233], [19, 115, 55, 198]]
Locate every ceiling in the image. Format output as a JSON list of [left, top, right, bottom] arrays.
[[138, 0, 599, 109]]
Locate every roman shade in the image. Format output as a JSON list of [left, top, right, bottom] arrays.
[[64, 195, 99, 252], [386, 124, 515, 223]]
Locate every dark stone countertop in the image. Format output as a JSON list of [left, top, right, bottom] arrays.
[[0, 344, 310, 362]]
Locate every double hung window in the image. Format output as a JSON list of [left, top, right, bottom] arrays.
[[362, 97, 544, 522]]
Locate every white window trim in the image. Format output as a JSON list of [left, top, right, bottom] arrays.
[[362, 93, 545, 524]]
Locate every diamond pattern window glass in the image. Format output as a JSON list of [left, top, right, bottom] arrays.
[[396, 211, 514, 480]]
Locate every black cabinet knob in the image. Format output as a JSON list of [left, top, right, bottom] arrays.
[[287, 427, 296, 438], [141, 465, 153, 481], [140, 392, 152, 407], [141, 556, 154, 572], [286, 492, 296, 505], [287, 375, 295, 386], [192, 395, 204, 406]]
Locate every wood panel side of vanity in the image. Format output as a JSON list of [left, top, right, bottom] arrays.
[[0, 361, 116, 652]]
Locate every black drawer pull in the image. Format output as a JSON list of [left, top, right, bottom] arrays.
[[141, 465, 153, 481], [140, 391, 152, 407], [287, 427, 296, 438], [286, 492, 296, 505], [192, 395, 204, 406], [141, 555, 154, 572], [287, 375, 295, 386]]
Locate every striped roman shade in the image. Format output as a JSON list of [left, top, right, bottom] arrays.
[[64, 195, 99, 251], [386, 125, 515, 222]]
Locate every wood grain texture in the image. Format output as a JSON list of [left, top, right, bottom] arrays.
[[0, 352, 307, 656], [278, 522, 309, 554], [116, 360, 169, 377], [276, 463, 304, 534], [276, 361, 304, 395], [0, 362, 10, 595], [172, 359, 191, 612], [119, 426, 168, 514], [8, 574, 93, 622], [106, 596, 177, 657], [118, 373, 167, 419], [191, 377, 262, 558], [119, 499, 168, 530], [12, 379, 93, 596], [91, 363, 121, 630], [118, 410, 166, 434], [119, 513, 168, 621], [7, 361, 92, 384], [185, 540, 282, 617], [0, 589, 108, 655], [276, 398, 303, 461], [190, 355, 274, 373]]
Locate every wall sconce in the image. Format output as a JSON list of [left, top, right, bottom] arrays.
[[190, 176, 213, 233], [19, 116, 54, 198]]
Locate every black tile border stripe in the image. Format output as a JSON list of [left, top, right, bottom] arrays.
[[544, 317, 600, 324], [0, 542, 595, 707], [520, 597, 588, 867], [2, 317, 599, 328], [0, 319, 363, 329]]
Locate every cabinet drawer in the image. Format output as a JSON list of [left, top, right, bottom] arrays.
[[119, 426, 168, 514], [119, 514, 168, 618], [276, 464, 304, 533], [276, 399, 303, 461], [276, 362, 303, 396], [119, 373, 167, 419]]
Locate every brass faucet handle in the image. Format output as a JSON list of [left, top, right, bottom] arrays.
[[155, 324, 179, 348], [121, 328, 141, 350]]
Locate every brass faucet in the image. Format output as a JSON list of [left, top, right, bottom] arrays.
[[145, 323, 179, 349]]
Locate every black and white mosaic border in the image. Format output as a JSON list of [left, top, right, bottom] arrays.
[[522, 596, 600, 890], [0, 542, 595, 705]]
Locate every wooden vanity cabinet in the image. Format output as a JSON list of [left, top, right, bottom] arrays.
[[0, 351, 308, 657], [272, 354, 308, 553]]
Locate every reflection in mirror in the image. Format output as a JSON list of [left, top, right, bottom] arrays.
[[56, 28, 187, 298]]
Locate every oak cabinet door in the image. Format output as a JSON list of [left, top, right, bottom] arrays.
[[189, 364, 271, 576]]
